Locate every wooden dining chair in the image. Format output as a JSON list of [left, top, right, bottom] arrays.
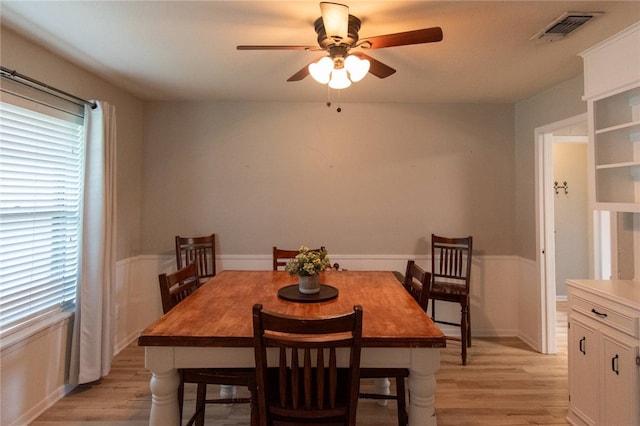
[[175, 234, 216, 283], [359, 261, 432, 426], [158, 262, 201, 315], [252, 303, 363, 426], [158, 263, 255, 426], [402, 260, 432, 312], [272, 246, 325, 271], [430, 234, 473, 365]]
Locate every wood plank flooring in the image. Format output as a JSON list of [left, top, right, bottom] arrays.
[[31, 303, 568, 425]]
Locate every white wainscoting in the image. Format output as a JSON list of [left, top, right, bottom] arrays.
[[1, 253, 540, 426], [516, 256, 542, 352], [115, 253, 525, 346]]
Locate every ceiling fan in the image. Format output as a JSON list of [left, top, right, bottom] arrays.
[[236, 2, 443, 89]]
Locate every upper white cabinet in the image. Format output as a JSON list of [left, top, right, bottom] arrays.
[[581, 23, 640, 212]]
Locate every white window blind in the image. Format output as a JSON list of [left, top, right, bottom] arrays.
[[0, 101, 85, 334]]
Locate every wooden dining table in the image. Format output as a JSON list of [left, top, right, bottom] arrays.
[[138, 270, 446, 426]]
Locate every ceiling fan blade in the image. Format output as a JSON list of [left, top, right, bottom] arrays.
[[351, 52, 396, 79], [287, 57, 324, 81], [237, 45, 316, 51], [361, 27, 443, 49], [320, 2, 349, 43], [287, 66, 310, 82]]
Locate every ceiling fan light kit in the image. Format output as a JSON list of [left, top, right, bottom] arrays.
[[237, 2, 443, 91], [328, 67, 351, 89], [343, 55, 369, 82], [309, 53, 370, 88]]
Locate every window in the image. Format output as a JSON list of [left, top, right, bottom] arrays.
[[0, 101, 85, 335]]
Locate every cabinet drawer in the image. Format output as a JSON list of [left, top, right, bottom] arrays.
[[571, 294, 639, 338]]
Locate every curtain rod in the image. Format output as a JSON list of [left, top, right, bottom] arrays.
[[0, 66, 97, 109]]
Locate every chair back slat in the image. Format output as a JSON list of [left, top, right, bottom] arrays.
[[441, 246, 464, 277], [176, 234, 216, 281], [304, 348, 313, 409], [316, 348, 325, 409], [329, 348, 338, 408], [253, 303, 363, 426], [290, 348, 300, 409], [279, 348, 287, 408]]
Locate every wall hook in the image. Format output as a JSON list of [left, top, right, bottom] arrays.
[[554, 181, 568, 195]]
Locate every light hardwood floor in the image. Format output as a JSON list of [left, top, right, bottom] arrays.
[[31, 303, 568, 426]]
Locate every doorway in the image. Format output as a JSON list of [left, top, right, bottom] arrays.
[[552, 136, 589, 299], [535, 113, 589, 354]]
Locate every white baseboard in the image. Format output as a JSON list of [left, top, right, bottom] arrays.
[[7, 384, 73, 426], [114, 329, 142, 355]]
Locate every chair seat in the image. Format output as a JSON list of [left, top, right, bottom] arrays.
[[431, 281, 467, 296]]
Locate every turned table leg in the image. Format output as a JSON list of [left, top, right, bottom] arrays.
[[149, 368, 181, 425], [408, 348, 439, 426]]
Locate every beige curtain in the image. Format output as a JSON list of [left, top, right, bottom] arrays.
[[70, 101, 117, 384]]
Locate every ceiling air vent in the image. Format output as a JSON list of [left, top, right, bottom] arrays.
[[530, 12, 603, 40]]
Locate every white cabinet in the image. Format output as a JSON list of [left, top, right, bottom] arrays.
[[567, 279, 640, 426], [590, 87, 640, 211], [581, 23, 640, 212], [602, 333, 640, 424], [568, 315, 598, 425]]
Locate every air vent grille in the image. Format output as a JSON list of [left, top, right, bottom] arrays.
[[546, 15, 593, 34], [531, 12, 603, 40]]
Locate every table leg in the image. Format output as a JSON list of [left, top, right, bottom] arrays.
[[149, 368, 181, 426], [374, 377, 390, 407], [220, 384, 236, 416], [220, 384, 237, 401], [408, 348, 439, 426]]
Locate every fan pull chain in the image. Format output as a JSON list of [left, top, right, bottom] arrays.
[[325, 87, 342, 113]]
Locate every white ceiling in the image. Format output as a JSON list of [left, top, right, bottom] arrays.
[[1, 1, 639, 104]]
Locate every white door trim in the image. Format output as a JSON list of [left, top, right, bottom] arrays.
[[534, 112, 588, 355]]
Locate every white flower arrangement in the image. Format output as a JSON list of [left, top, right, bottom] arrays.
[[284, 246, 330, 276]]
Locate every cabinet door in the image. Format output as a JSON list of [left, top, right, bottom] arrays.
[[601, 334, 640, 425], [569, 315, 598, 425]]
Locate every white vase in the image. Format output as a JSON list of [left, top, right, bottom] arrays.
[[298, 274, 321, 294]]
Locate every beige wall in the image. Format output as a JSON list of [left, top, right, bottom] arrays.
[[141, 101, 515, 257], [514, 74, 587, 260], [1, 26, 145, 260]]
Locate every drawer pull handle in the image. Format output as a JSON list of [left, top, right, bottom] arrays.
[[591, 308, 608, 318], [579, 336, 586, 355], [612, 354, 619, 375]]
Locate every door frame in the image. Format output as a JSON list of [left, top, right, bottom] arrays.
[[534, 113, 588, 354]]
